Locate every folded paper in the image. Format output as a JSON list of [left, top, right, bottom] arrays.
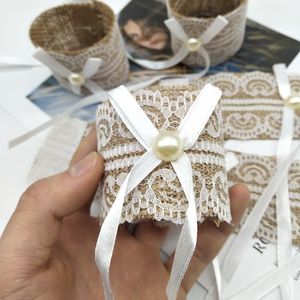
[[29, 1, 129, 94]]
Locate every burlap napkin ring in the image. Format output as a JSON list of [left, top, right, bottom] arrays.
[[29, 1, 129, 95], [167, 0, 248, 68], [96, 84, 231, 225], [94, 83, 231, 299]]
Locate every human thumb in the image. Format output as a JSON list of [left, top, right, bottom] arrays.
[[0, 152, 103, 274]]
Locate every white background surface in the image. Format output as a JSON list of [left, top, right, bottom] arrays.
[[0, 2, 299, 298]]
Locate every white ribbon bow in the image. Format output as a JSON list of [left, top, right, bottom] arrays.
[[34, 48, 103, 95], [128, 16, 228, 73], [95, 84, 222, 300]]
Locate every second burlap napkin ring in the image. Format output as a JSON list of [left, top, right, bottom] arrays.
[[29, 1, 129, 95]]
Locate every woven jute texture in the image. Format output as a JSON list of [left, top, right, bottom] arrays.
[[167, 0, 247, 67], [30, 1, 129, 92], [169, 0, 241, 18], [228, 152, 300, 245], [95, 85, 231, 225]]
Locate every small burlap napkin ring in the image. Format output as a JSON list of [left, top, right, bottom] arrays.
[[96, 84, 231, 225], [167, 0, 247, 67], [29, 1, 129, 94]]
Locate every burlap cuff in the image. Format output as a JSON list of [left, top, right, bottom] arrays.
[[95, 84, 230, 225], [167, 0, 247, 67], [30, 1, 129, 92]]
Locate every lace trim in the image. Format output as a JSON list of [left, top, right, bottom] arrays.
[[102, 140, 225, 160], [190, 71, 300, 140]]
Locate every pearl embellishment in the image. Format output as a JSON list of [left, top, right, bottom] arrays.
[[285, 94, 300, 111], [187, 37, 202, 52], [68, 73, 85, 87], [153, 131, 183, 162]]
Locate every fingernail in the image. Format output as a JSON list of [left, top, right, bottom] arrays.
[[69, 152, 98, 177]]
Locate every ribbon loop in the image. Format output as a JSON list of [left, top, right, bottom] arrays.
[[179, 83, 222, 148], [167, 153, 198, 299], [95, 150, 161, 299], [164, 18, 189, 42], [33, 48, 103, 95]]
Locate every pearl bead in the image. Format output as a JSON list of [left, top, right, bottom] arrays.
[[285, 94, 300, 111], [186, 37, 202, 52], [68, 73, 85, 87], [153, 131, 183, 162]]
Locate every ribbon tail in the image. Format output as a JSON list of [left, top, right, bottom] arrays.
[[196, 47, 211, 78], [222, 143, 300, 288], [223, 254, 300, 300], [95, 151, 161, 300], [167, 153, 198, 300], [200, 16, 228, 44], [179, 83, 222, 148], [83, 57, 103, 78], [71, 85, 81, 95], [273, 63, 294, 300], [212, 257, 223, 300], [84, 79, 105, 94], [9, 92, 107, 148], [33, 48, 71, 77], [164, 18, 189, 42]]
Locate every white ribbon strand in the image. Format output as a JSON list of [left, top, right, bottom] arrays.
[[94, 84, 222, 300], [9, 72, 205, 149], [273, 63, 295, 300], [224, 253, 300, 300], [128, 16, 228, 72]]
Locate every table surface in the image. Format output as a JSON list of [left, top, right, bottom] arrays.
[[0, 2, 299, 298]]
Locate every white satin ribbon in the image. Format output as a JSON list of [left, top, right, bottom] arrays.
[[128, 16, 228, 73], [273, 63, 295, 300], [10, 67, 213, 149], [221, 142, 300, 292], [34, 48, 104, 95], [202, 143, 300, 300], [94, 84, 222, 300], [213, 257, 223, 300]]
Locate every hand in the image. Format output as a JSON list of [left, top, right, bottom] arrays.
[[0, 127, 250, 300]]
